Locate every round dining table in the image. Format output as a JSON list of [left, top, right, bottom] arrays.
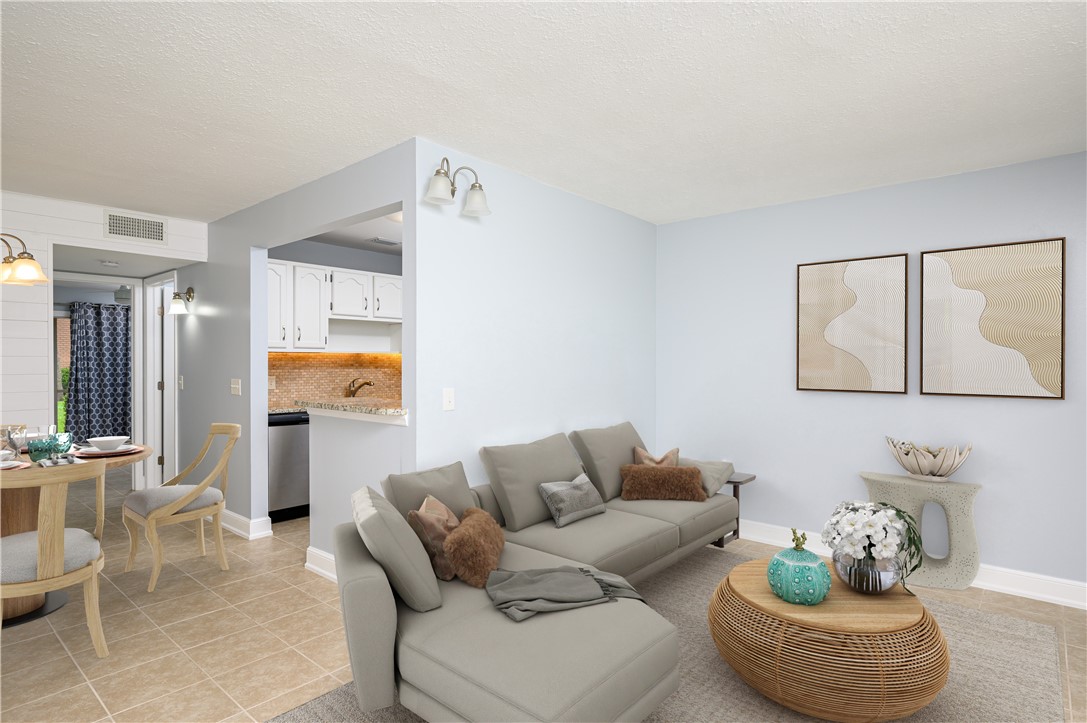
[[0, 445, 153, 626]]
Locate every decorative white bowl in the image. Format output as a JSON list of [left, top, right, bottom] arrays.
[[87, 436, 129, 451], [886, 437, 972, 481]]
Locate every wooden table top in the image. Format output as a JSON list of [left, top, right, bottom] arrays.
[[5, 445, 153, 472], [727, 557, 923, 634]]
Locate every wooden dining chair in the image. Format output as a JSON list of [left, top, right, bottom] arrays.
[[0, 459, 110, 657], [122, 423, 241, 592]]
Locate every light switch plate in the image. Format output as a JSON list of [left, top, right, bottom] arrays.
[[178, 376, 184, 390], [230, 378, 242, 396], [268, 376, 276, 391], [442, 388, 455, 411]]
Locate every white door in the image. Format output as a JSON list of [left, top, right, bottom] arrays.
[[330, 269, 372, 318], [372, 274, 403, 320], [267, 262, 290, 348], [293, 265, 328, 348]]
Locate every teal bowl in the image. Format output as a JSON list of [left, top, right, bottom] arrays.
[[27, 437, 55, 462], [52, 433, 72, 455]]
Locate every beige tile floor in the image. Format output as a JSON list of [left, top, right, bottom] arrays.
[[1, 471, 350, 722], [2, 475, 1084, 722]]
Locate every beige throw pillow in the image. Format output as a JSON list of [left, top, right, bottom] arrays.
[[407, 495, 460, 581], [635, 446, 679, 467]]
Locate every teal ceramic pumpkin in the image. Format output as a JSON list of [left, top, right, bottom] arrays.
[[767, 529, 831, 605]]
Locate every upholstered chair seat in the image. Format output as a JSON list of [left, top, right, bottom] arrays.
[[1, 529, 102, 584], [123, 485, 223, 518]]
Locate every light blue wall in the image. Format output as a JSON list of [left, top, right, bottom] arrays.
[[655, 153, 1086, 580], [412, 138, 659, 485]]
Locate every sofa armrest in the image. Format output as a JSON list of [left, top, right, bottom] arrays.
[[333, 522, 397, 712]]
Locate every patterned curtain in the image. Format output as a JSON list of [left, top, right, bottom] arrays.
[[67, 302, 132, 442]]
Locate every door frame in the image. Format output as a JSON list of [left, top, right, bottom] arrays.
[[52, 271, 147, 491], [144, 271, 179, 489]]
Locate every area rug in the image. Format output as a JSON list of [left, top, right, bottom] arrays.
[[273, 547, 1064, 722]]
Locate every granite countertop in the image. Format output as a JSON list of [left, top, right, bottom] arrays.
[[268, 407, 306, 414], [293, 397, 408, 416]]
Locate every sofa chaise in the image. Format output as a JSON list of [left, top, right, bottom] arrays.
[[335, 422, 739, 722]]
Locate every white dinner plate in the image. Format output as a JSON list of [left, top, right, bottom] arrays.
[[0, 459, 24, 469], [77, 444, 139, 456]]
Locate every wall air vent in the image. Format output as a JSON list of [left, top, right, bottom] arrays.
[[104, 210, 167, 244]]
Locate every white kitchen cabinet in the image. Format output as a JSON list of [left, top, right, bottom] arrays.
[[373, 274, 403, 321], [267, 262, 290, 349], [293, 264, 329, 349], [330, 269, 372, 318]]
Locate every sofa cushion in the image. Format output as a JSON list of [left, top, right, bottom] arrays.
[[538, 473, 606, 528], [607, 494, 739, 546], [382, 461, 476, 520], [351, 486, 441, 612], [568, 422, 646, 501], [444, 508, 505, 588], [680, 457, 735, 497], [504, 509, 679, 578], [396, 582, 677, 722], [407, 495, 460, 581], [479, 433, 585, 532]]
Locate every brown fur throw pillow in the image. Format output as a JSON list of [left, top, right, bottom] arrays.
[[634, 446, 679, 467], [443, 507, 505, 587], [620, 464, 707, 502], [407, 495, 460, 581]]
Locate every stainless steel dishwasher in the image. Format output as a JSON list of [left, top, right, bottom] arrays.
[[268, 411, 309, 522]]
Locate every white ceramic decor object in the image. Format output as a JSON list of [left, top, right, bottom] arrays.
[[87, 436, 129, 451], [886, 437, 972, 481]]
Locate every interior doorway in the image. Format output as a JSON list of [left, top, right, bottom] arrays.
[[144, 272, 179, 488]]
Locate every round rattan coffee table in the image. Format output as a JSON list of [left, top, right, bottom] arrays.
[[709, 558, 949, 723]]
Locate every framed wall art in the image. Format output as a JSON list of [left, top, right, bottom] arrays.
[[797, 253, 907, 393], [921, 237, 1064, 399]]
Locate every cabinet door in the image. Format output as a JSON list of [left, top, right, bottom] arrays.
[[267, 262, 290, 348], [293, 265, 328, 348], [330, 270, 372, 318], [372, 274, 403, 320]]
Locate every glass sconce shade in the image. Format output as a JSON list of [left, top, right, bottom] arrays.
[[462, 184, 492, 217], [424, 173, 454, 205]]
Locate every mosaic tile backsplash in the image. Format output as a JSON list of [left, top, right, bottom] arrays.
[[268, 353, 402, 410]]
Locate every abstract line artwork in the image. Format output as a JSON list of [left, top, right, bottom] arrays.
[[921, 238, 1064, 399], [797, 254, 907, 393]]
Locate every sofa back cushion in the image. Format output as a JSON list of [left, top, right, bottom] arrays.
[[568, 422, 647, 501], [382, 461, 476, 520], [351, 486, 442, 612], [479, 433, 585, 532]]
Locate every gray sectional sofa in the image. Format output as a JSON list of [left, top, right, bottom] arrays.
[[335, 422, 738, 722]]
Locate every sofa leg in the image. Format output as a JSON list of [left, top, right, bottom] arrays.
[[711, 536, 725, 548]]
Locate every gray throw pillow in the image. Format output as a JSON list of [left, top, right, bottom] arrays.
[[568, 422, 647, 501], [538, 473, 606, 528], [351, 486, 442, 612], [479, 433, 585, 532], [679, 457, 735, 497], [382, 461, 476, 520]]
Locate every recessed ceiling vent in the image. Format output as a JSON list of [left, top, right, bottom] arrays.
[[366, 237, 401, 246], [104, 210, 167, 244]]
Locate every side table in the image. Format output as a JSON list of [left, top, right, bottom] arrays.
[[713, 472, 755, 547], [709, 558, 949, 722]]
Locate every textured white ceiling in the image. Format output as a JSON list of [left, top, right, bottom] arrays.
[[2, 3, 1084, 224]]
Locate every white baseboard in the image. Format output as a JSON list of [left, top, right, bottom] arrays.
[[219, 509, 273, 540], [739, 519, 1086, 610], [306, 546, 337, 582]]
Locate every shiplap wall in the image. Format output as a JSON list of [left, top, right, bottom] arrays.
[[0, 191, 208, 427]]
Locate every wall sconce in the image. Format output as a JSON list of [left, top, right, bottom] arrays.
[[0, 233, 49, 285], [167, 287, 195, 315], [423, 157, 492, 216]]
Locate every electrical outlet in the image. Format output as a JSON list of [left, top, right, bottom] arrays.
[[230, 378, 242, 396], [178, 376, 184, 390], [442, 388, 455, 411], [268, 376, 276, 391]]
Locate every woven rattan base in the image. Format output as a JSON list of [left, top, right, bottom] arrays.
[[709, 559, 949, 723]]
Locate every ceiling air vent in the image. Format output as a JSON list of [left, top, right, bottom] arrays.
[[366, 237, 401, 247], [104, 210, 167, 244]]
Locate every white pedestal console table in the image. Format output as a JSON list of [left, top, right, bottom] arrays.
[[860, 471, 981, 590]]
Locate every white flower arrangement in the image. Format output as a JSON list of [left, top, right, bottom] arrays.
[[822, 501, 924, 592]]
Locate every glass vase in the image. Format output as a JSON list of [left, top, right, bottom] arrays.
[[832, 549, 903, 595]]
